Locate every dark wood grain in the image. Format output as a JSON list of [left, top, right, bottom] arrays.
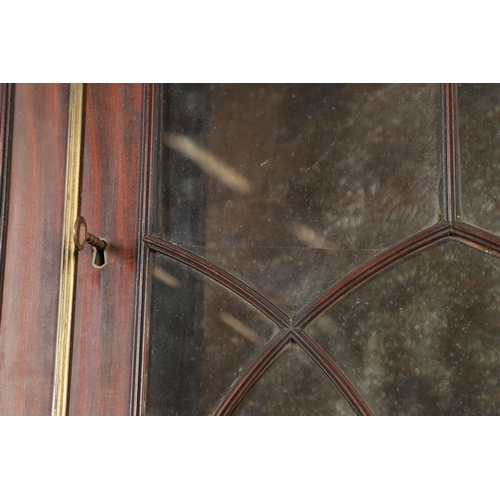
[[0, 84, 69, 415], [69, 84, 144, 415], [0, 84, 15, 315]]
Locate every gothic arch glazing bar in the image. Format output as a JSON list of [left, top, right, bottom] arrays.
[[140, 83, 452, 415], [215, 327, 373, 415], [293, 222, 450, 328], [214, 328, 292, 415], [145, 234, 291, 328], [291, 329, 373, 415], [451, 222, 500, 256]]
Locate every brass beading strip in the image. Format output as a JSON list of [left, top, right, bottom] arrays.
[[52, 83, 84, 416]]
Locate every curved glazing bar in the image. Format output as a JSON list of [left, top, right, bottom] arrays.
[[145, 83, 449, 416], [214, 329, 292, 415], [147, 252, 281, 415], [233, 342, 356, 416], [452, 221, 500, 256], [216, 227, 500, 417], [293, 222, 449, 328], [216, 326, 372, 416], [145, 234, 290, 328], [154, 84, 443, 316], [292, 329, 373, 415], [307, 240, 500, 415]]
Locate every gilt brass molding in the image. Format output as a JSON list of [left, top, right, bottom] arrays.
[[52, 83, 84, 416]]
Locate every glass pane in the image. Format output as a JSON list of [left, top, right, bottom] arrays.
[[458, 84, 500, 234], [233, 342, 355, 416], [307, 240, 500, 415], [147, 252, 279, 415], [153, 84, 442, 315]]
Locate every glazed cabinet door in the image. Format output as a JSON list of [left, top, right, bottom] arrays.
[[4, 83, 500, 416]]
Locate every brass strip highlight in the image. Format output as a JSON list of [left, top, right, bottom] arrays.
[[52, 83, 84, 416]]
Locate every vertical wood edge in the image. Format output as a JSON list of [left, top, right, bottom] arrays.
[[0, 83, 15, 322], [130, 83, 157, 416]]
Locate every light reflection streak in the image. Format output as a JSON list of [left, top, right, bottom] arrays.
[[219, 312, 265, 345], [164, 132, 254, 195], [153, 267, 182, 288]]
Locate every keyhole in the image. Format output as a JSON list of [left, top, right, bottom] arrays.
[[92, 238, 109, 269]]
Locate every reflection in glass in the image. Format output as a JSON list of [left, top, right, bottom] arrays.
[[147, 252, 279, 415], [154, 84, 442, 315], [307, 241, 500, 415], [458, 84, 500, 235], [233, 342, 355, 416]]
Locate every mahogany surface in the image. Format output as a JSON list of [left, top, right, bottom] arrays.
[[69, 84, 143, 415], [0, 83, 69, 415]]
